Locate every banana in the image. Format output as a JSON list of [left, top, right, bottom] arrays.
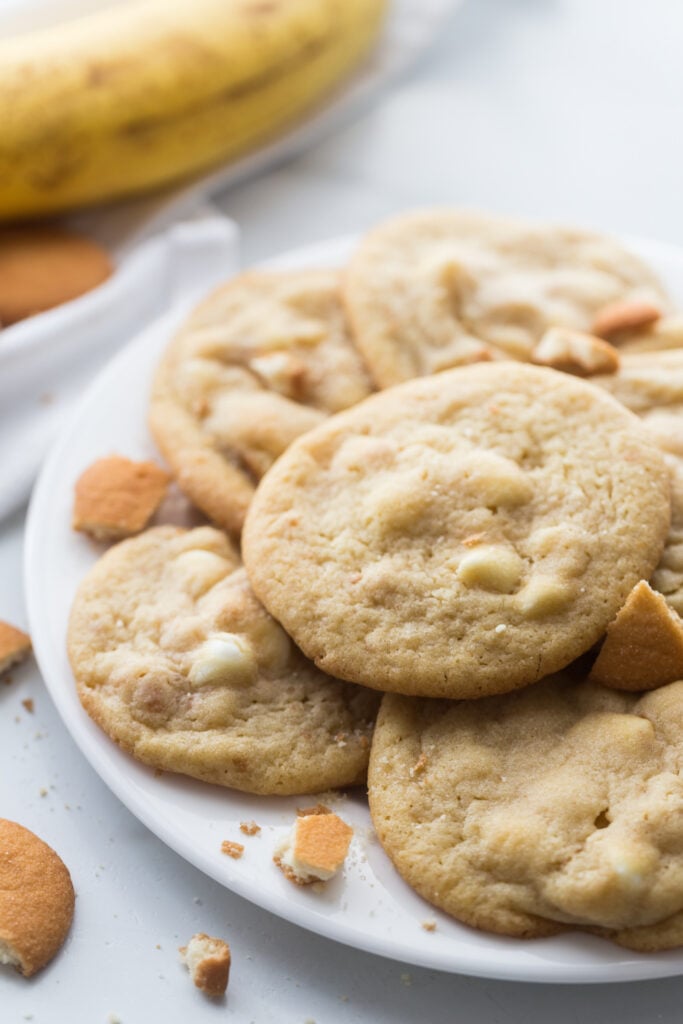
[[0, 0, 387, 220]]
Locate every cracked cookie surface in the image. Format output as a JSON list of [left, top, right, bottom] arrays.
[[67, 526, 378, 794], [243, 363, 671, 698], [368, 675, 683, 950], [343, 209, 668, 387], [149, 270, 373, 536]]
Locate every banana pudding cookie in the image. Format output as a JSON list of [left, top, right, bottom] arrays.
[[242, 363, 670, 699], [368, 675, 683, 950], [149, 270, 372, 536], [68, 526, 378, 794], [343, 209, 669, 386]]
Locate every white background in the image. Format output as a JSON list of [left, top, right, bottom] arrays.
[[5, 0, 683, 1019]]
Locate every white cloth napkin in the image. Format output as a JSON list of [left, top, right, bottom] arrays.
[[0, 209, 240, 521]]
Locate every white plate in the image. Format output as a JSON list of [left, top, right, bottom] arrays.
[[24, 233, 683, 984]]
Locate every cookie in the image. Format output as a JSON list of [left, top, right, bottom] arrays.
[[68, 526, 378, 795], [589, 581, 683, 691], [368, 675, 683, 949], [149, 270, 373, 536], [243, 362, 671, 699], [0, 225, 112, 325], [73, 455, 170, 540], [0, 819, 75, 976], [343, 209, 668, 387]]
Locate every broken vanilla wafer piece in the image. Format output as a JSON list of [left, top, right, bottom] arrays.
[[531, 327, 620, 377], [589, 580, 683, 691], [0, 621, 31, 677], [180, 933, 230, 998], [592, 300, 662, 340], [73, 455, 170, 541], [274, 810, 353, 885]]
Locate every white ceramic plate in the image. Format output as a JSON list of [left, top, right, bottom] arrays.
[[25, 233, 683, 984]]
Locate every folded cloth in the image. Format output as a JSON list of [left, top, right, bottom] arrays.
[[0, 209, 239, 522]]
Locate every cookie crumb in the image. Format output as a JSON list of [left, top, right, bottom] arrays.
[[296, 803, 331, 818], [220, 840, 244, 860], [0, 621, 31, 677], [239, 821, 261, 836], [401, 972, 412, 986], [21, 698, 34, 714], [39, 788, 48, 797], [274, 811, 353, 885], [409, 752, 428, 778], [180, 933, 230, 998], [421, 920, 436, 932], [73, 455, 170, 541]]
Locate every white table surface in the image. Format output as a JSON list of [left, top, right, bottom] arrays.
[[5, 0, 683, 1019]]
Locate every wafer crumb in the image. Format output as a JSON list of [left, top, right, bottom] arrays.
[[296, 803, 331, 818], [180, 933, 230, 998], [274, 811, 353, 885], [239, 821, 261, 836], [220, 840, 244, 860], [73, 455, 170, 541]]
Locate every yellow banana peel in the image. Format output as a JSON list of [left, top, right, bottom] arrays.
[[0, 0, 387, 219]]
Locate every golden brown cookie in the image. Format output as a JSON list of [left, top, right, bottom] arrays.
[[343, 209, 669, 387], [0, 819, 75, 976], [243, 362, 671, 699], [149, 270, 373, 536], [68, 526, 378, 795], [368, 676, 683, 949], [0, 225, 112, 325], [73, 455, 170, 541], [589, 581, 683, 691]]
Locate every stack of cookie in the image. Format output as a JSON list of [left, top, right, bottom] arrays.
[[68, 210, 683, 950]]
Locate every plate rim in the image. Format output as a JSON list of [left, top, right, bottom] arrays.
[[24, 229, 683, 985]]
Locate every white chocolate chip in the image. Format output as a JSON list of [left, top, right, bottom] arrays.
[[249, 352, 307, 396], [517, 576, 575, 617], [188, 633, 256, 687], [172, 549, 229, 599], [606, 842, 658, 890], [456, 451, 534, 507], [458, 546, 523, 593]]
